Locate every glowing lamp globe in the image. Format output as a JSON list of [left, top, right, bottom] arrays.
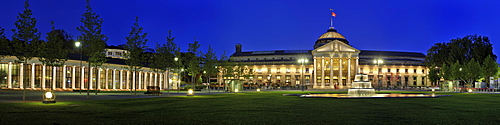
[[42, 90, 56, 104], [187, 89, 194, 96]]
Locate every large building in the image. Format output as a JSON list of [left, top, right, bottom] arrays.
[[229, 27, 429, 89]]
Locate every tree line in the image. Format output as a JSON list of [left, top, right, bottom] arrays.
[[426, 35, 499, 89]]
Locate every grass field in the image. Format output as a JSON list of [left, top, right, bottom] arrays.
[[1, 91, 500, 124]]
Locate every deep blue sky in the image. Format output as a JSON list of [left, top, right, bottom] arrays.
[[1, 0, 500, 59]]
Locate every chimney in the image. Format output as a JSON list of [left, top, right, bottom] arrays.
[[235, 43, 242, 53]]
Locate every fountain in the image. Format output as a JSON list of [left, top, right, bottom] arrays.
[[294, 74, 447, 98], [347, 74, 376, 97]]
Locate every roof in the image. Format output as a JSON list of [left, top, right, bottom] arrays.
[[231, 50, 312, 57], [359, 50, 425, 57]]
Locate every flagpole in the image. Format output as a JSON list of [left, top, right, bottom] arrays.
[[330, 8, 334, 29]]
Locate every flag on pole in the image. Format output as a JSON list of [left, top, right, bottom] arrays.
[[330, 8, 336, 17]]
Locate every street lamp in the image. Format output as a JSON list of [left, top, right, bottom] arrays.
[[175, 57, 179, 93], [298, 59, 308, 91], [75, 41, 83, 94], [373, 59, 384, 91]]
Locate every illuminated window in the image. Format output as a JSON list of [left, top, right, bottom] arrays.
[[277, 68, 281, 73], [286, 68, 290, 73]]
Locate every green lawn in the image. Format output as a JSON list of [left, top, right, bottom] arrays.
[[1, 91, 500, 124]]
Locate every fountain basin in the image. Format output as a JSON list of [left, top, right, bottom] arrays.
[[298, 93, 447, 98]]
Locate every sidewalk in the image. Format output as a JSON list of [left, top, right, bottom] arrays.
[[0, 90, 227, 103]]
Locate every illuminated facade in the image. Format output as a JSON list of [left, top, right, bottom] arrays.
[[0, 49, 179, 91], [229, 27, 429, 89]]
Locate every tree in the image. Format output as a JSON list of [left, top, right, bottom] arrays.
[[202, 45, 218, 91], [11, 0, 41, 64], [482, 55, 498, 87], [124, 16, 148, 95], [0, 27, 9, 61], [38, 21, 71, 67], [77, 0, 108, 97], [11, 0, 41, 100], [150, 30, 179, 91], [427, 65, 440, 86], [186, 40, 201, 89]]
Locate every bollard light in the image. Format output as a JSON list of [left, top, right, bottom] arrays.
[[234, 89, 239, 93], [256, 88, 260, 92], [431, 88, 435, 92], [468, 89, 473, 93], [42, 89, 56, 104], [187, 89, 194, 96]]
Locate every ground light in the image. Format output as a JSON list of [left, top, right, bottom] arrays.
[[187, 89, 194, 96], [42, 89, 56, 104], [234, 89, 239, 93], [256, 88, 260, 92], [468, 89, 473, 93]]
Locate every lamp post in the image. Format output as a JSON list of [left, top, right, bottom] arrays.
[[373, 59, 383, 91], [174, 57, 180, 93], [298, 59, 308, 91], [75, 41, 83, 94]]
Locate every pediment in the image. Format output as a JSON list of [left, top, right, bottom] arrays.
[[313, 40, 360, 53]]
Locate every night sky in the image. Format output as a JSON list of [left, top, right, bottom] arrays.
[[1, 0, 500, 59]]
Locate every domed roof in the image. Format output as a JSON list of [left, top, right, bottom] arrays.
[[313, 28, 349, 49], [318, 29, 346, 40]]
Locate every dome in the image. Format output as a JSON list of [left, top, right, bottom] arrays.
[[313, 28, 349, 49], [318, 29, 346, 40]]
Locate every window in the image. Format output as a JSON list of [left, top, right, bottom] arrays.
[[286, 68, 290, 73], [405, 69, 408, 73], [107, 52, 112, 55], [115, 52, 122, 56], [396, 69, 399, 73], [305, 68, 309, 73], [267, 68, 271, 73], [296, 68, 300, 73], [378, 68, 382, 73], [422, 69, 425, 73], [256, 58, 259, 60], [360, 68, 364, 73], [257, 68, 262, 73], [413, 76, 417, 85], [277, 68, 281, 73], [414, 69, 417, 73], [264, 58, 266, 60], [387, 69, 391, 72]]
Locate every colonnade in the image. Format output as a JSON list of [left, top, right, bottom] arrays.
[[0, 62, 177, 91]]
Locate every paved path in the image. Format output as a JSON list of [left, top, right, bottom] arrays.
[[0, 90, 227, 103]]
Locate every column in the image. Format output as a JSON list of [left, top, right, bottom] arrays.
[[313, 57, 317, 87], [321, 57, 325, 88], [132, 71, 136, 90], [158, 72, 162, 89], [153, 73, 159, 86], [97, 68, 101, 89], [89, 67, 93, 89], [7, 62, 12, 89], [339, 57, 343, 87], [19, 63, 23, 89], [31, 63, 35, 89], [112, 69, 116, 90], [143, 73, 148, 86], [105, 69, 109, 89], [80, 67, 85, 90], [330, 57, 334, 89], [138, 72, 142, 89], [149, 72, 153, 87], [42, 65, 46, 90], [72, 66, 76, 89], [355, 57, 359, 73], [63, 65, 67, 89], [126, 71, 130, 89], [52, 66, 57, 90], [347, 57, 352, 86], [151, 72, 155, 86], [119, 70, 123, 89]]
